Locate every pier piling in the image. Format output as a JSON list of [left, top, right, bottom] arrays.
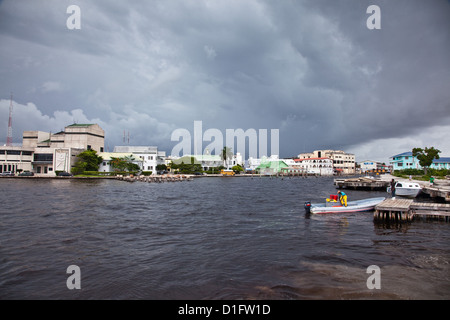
[[374, 198, 450, 223]]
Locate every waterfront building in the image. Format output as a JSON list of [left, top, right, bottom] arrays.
[[256, 159, 288, 175], [390, 151, 450, 171], [113, 146, 166, 174], [359, 160, 391, 174], [171, 154, 222, 171], [247, 155, 281, 172], [0, 123, 105, 175], [0, 146, 34, 174], [432, 157, 450, 170], [360, 160, 377, 172], [294, 157, 334, 175], [98, 152, 144, 172], [170, 152, 243, 172], [298, 150, 355, 174]]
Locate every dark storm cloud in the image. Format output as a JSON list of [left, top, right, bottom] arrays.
[[0, 0, 449, 160]]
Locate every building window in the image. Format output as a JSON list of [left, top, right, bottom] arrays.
[[34, 153, 53, 162]]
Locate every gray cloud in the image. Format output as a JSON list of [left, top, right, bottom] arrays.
[[1, 0, 449, 161]]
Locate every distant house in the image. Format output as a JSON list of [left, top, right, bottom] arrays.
[[113, 146, 166, 174], [390, 151, 450, 170], [430, 157, 450, 170], [360, 160, 390, 173], [256, 160, 288, 175], [98, 152, 144, 172]]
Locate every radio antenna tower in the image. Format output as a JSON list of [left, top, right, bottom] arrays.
[[6, 93, 13, 146]]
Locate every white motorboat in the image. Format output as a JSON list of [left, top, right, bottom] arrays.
[[304, 197, 386, 214], [390, 181, 422, 198]]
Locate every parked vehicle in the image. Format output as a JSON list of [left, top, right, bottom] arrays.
[[58, 171, 73, 177], [1, 171, 14, 176], [19, 171, 34, 176]]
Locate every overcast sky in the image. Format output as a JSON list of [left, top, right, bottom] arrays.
[[1, 0, 449, 162]]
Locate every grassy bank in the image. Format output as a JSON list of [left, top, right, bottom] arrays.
[[392, 168, 450, 181]]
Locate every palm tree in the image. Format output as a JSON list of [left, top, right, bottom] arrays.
[[221, 146, 233, 169]]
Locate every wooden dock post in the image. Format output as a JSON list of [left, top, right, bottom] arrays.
[[374, 198, 414, 223]]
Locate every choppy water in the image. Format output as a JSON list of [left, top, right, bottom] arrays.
[[0, 177, 449, 299]]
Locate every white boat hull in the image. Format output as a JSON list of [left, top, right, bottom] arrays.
[[391, 182, 422, 198], [395, 188, 421, 198], [309, 197, 385, 214]]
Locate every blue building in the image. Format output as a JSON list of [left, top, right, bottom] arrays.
[[390, 152, 450, 171]]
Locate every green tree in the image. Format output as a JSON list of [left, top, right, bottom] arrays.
[[412, 147, 441, 175], [232, 164, 244, 173], [170, 157, 202, 174], [156, 164, 167, 172], [73, 149, 103, 175], [110, 155, 141, 172]]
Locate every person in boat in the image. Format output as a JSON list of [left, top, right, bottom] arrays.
[[337, 190, 347, 207], [390, 179, 396, 198]]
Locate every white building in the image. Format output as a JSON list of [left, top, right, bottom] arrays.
[[294, 157, 334, 175], [360, 160, 377, 173], [98, 152, 144, 172], [298, 150, 355, 174], [113, 146, 166, 174]]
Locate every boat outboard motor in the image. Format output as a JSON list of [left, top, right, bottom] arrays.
[[304, 201, 311, 214]]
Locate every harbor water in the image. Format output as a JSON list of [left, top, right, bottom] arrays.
[[0, 177, 449, 299]]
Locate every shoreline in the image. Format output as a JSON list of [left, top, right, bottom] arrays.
[[0, 173, 350, 180]]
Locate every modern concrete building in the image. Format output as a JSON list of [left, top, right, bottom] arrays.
[[0, 146, 34, 174], [0, 123, 105, 175]]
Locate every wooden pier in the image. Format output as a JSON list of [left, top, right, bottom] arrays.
[[334, 177, 389, 190], [374, 198, 450, 223], [421, 183, 450, 202]]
